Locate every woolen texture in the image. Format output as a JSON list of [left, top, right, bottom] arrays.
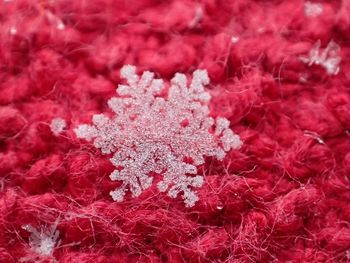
[[0, 0, 350, 262]]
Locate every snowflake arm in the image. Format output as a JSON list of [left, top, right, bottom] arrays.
[[50, 118, 66, 136]]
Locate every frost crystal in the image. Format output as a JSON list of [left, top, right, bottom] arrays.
[[300, 40, 341, 75], [75, 65, 242, 207], [50, 118, 66, 136]]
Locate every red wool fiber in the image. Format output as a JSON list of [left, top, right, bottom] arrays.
[[0, 0, 350, 262]]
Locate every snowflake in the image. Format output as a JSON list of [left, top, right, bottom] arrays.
[[75, 65, 242, 207], [300, 40, 341, 75], [21, 220, 61, 262]]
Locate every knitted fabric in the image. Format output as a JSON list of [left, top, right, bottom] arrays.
[[0, 0, 350, 262]]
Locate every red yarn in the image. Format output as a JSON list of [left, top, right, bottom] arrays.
[[1, 0, 350, 262]]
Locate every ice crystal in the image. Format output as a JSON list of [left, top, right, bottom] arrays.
[[22, 220, 60, 257], [75, 65, 242, 207], [9, 26, 17, 35], [50, 118, 66, 136], [304, 2, 323, 17], [300, 40, 341, 75]]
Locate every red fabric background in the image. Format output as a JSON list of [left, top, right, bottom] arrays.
[[0, 0, 350, 262]]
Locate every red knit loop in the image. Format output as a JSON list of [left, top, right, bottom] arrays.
[[0, 106, 26, 138], [326, 91, 350, 129], [22, 154, 67, 194]]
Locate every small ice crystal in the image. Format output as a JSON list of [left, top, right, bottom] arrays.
[[304, 2, 323, 17], [300, 40, 341, 75], [22, 221, 60, 257]]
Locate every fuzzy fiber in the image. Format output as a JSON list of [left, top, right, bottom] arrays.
[[1, 0, 350, 262]]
